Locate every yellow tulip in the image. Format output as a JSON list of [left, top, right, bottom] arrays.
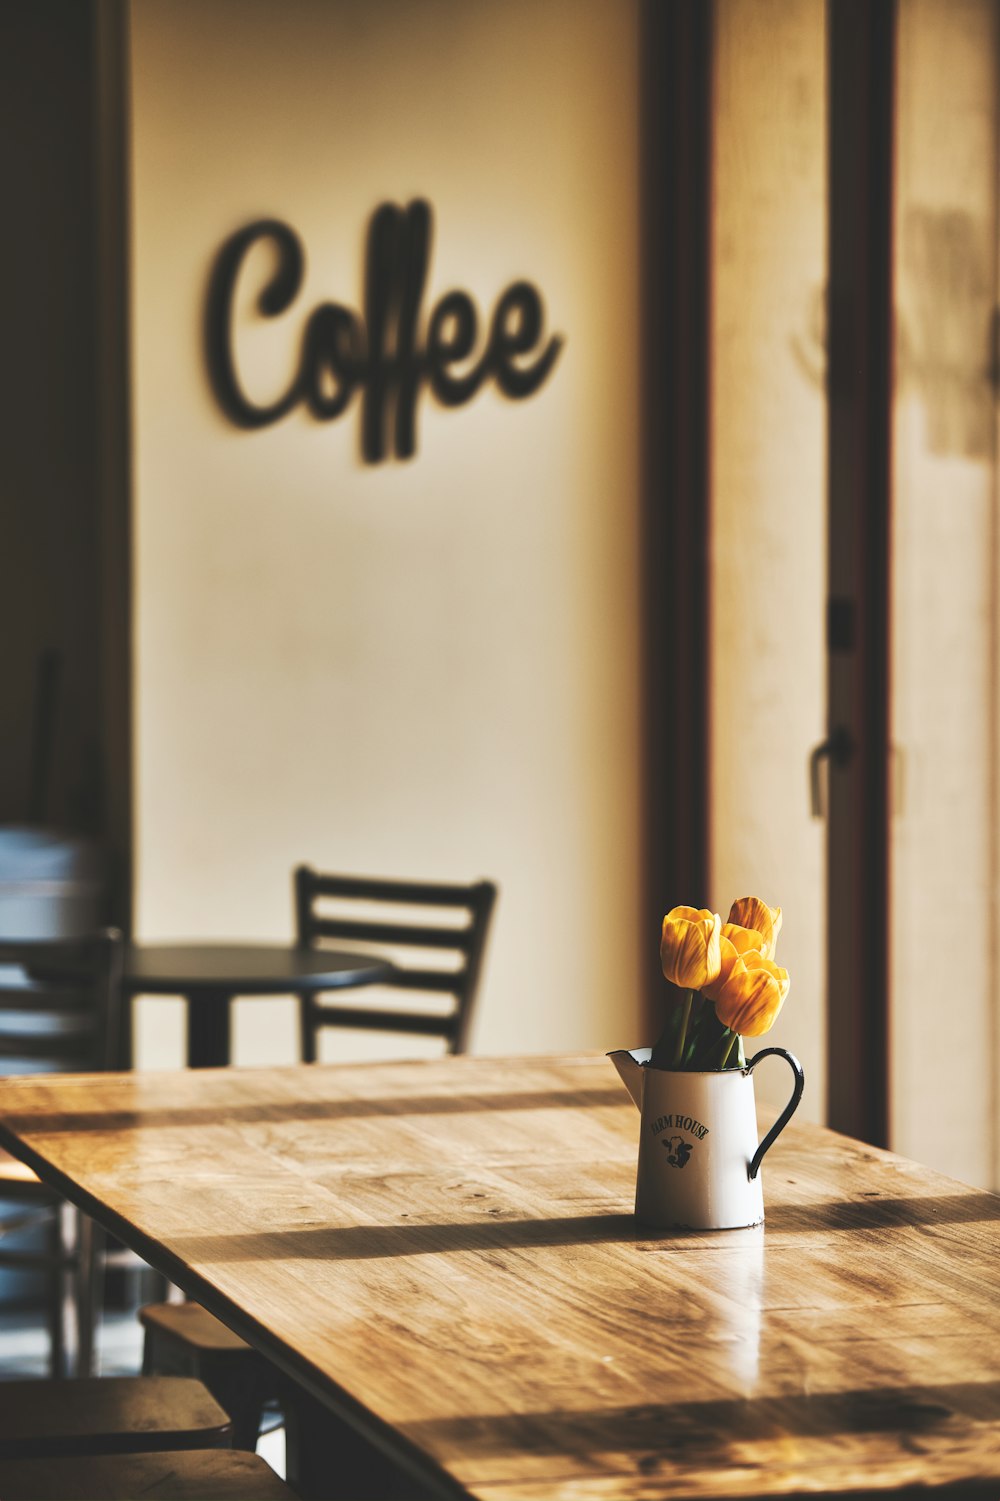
[[660, 906, 722, 991], [700, 934, 745, 1002], [713, 952, 790, 1037], [727, 897, 782, 961]]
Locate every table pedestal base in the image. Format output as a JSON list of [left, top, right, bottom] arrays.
[[187, 989, 232, 1069]]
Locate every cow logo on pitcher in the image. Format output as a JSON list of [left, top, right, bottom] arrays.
[[661, 1135, 693, 1168]]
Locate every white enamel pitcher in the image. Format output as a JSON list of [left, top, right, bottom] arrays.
[[608, 1046, 804, 1230]]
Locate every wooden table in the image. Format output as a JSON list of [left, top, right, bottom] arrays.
[[122, 943, 393, 1067], [1, 1054, 999, 1499]]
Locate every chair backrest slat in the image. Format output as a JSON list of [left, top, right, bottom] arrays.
[[379, 967, 465, 995], [294, 867, 496, 1061], [0, 1035, 97, 1063], [309, 917, 474, 951], [0, 984, 103, 1014], [308, 1005, 461, 1040], [0, 931, 124, 1072], [302, 872, 483, 906]]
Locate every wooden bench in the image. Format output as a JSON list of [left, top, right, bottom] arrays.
[[140, 1301, 280, 1450], [0, 1449, 296, 1499], [0, 1377, 231, 1459]]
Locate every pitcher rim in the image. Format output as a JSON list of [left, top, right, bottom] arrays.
[[606, 1049, 755, 1079], [639, 1064, 754, 1077]]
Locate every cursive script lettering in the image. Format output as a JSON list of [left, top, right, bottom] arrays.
[[204, 200, 563, 464]]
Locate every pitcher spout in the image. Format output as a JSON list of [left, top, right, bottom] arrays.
[[607, 1047, 651, 1110]]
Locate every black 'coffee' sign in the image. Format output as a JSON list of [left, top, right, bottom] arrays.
[[205, 199, 563, 464]]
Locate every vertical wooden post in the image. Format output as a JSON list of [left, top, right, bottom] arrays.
[[825, 0, 896, 1145], [91, 0, 134, 936], [639, 0, 714, 1037]]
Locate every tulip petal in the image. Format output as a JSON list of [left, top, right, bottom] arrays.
[[700, 935, 744, 1002], [721, 922, 766, 958], [660, 907, 722, 991], [670, 905, 717, 925], [727, 897, 782, 960]]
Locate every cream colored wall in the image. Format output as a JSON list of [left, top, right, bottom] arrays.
[[128, 0, 641, 1066], [710, 0, 828, 1120], [891, 0, 999, 1188]]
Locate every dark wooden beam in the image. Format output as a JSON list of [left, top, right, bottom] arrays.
[[91, 0, 134, 934], [639, 0, 714, 1037], [825, 0, 896, 1145]]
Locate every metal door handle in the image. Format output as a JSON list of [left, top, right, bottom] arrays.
[[809, 727, 852, 818]]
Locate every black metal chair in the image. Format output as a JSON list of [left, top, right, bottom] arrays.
[[293, 865, 497, 1061], [0, 929, 123, 1376]]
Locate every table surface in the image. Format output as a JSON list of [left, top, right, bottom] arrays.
[[122, 942, 393, 995], [1, 1054, 999, 1499]]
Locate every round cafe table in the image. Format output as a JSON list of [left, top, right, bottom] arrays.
[[122, 943, 394, 1069]]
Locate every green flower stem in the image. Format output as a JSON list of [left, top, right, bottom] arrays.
[[718, 1029, 738, 1069], [673, 990, 694, 1067]]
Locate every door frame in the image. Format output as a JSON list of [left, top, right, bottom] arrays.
[[824, 0, 896, 1145], [639, 0, 714, 1036]]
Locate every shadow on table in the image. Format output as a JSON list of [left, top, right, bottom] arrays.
[[401, 1378, 1000, 1454], [167, 1189, 1000, 1264], [0, 1087, 625, 1137], [170, 1212, 642, 1263], [764, 1192, 1000, 1231]]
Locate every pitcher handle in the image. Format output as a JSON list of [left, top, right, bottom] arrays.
[[745, 1047, 805, 1181]]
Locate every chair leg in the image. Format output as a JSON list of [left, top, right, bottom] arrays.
[[299, 997, 318, 1064], [73, 1211, 103, 1377], [46, 1208, 65, 1380]]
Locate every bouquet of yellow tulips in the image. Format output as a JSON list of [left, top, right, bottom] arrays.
[[652, 897, 789, 1071]]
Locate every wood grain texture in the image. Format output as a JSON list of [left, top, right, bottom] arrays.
[[1, 1055, 999, 1498]]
